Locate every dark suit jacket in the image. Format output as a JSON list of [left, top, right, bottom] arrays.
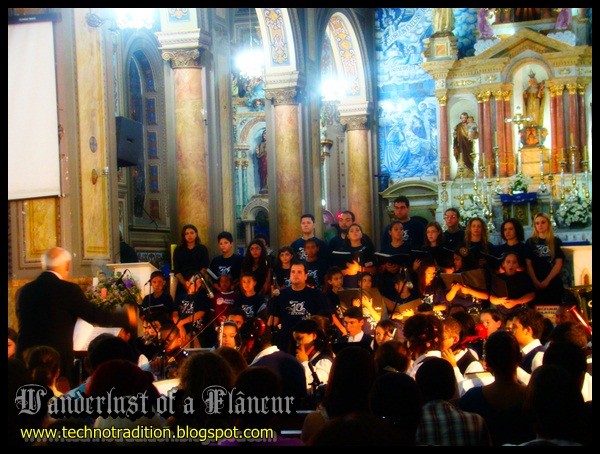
[[15, 271, 128, 387]]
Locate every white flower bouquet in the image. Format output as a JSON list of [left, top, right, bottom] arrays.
[[459, 195, 487, 222], [508, 172, 533, 194], [556, 194, 591, 227]]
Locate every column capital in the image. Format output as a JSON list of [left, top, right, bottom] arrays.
[[160, 48, 201, 68], [339, 115, 368, 131], [264, 71, 304, 105], [155, 28, 211, 68]]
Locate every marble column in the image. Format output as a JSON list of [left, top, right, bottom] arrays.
[[566, 82, 579, 170], [492, 90, 505, 178], [503, 92, 514, 177], [549, 85, 559, 174], [265, 86, 303, 248], [480, 91, 493, 170], [554, 84, 567, 164], [341, 115, 372, 237], [577, 83, 589, 156], [437, 95, 450, 180], [161, 48, 209, 243]]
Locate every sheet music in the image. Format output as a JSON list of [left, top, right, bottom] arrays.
[[72, 318, 123, 351]]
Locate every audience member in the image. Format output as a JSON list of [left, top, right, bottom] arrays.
[[415, 356, 492, 446], [310, 412, 401, 446], [23, 345, 63, 397], [373, 339, 410, 375], [459, 330, 535, 445], [214, 345, 248, 378], [301, 346, 376, 444], [8, 326, 17, 358], [505, 364, 586, 445], [369, 371, 422, 445]]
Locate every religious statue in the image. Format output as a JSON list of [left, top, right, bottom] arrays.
[[554, 8, 572, 30], [477, 8, 497, 39], [453, 112, 478, 175], [523, 70, 545, 128], [255, 129, 268, 193], [431, 8, 455, 36]]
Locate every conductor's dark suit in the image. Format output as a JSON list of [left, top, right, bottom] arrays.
[[15, 271, 128, 388]]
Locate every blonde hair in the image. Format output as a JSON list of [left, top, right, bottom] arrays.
[[531, 212, 556, 260]]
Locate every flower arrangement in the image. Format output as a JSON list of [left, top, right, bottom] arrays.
[[555, 194, 591, 227], [508, 172, 533, 194], [86, 271, 141, 309], [459, 195, 487, 222]]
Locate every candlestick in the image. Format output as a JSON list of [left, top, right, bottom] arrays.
[[571, 151, 577, 185], [517, 149, 522, 174], [539, 148, 544, 175], [548, 174, 557, 227]]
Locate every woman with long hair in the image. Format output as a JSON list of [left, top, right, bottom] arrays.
[[525, 212, 565, 307], [241, 239, 271, 297], [172, 224, 210, 298]]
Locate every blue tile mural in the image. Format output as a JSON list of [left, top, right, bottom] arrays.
[[376, 8, 477, 180]]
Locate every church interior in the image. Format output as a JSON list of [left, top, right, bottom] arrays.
[[8, 8, 592, 327]]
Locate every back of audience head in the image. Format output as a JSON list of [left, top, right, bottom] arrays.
[[483, 330, 521, 375], [542, 341, 587, 389], [8, 326, 17, 358], [323, 346, 376, 418], [310, 412, 402, 446], [233, 366, 283, 428], [415, 356, 457, 402], [524, 364, 585, 444], [23, 345, 61, 392], [548, 322, 589, 349], [88, 334, 137, 371], [214, 346, 248, 377], [178, 351, 235, 400], [85, 358, 159, 402], [374, 339, 410, 375], [369, 371, 422, 445]]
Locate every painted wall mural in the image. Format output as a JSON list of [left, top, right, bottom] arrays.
[[375, 8, 478, 181]]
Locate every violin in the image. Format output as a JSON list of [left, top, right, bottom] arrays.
[[239, 318, 266, 360]]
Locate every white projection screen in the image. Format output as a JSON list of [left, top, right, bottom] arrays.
[[8, 20, 61, 200]]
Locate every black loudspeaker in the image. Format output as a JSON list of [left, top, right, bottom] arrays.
[[116, 116, 143, 167]]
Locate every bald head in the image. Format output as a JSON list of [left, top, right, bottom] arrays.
[[42, 247, 72, 279]]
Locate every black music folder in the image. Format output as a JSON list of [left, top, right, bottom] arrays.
[[440, 268, 488, 292], [375, 252, 411, 266]]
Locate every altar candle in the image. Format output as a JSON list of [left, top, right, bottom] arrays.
[[442, 165, 447, 181], [494, 131, 498, 147], [487, 165, 491, 179], [101, 287, 108, 298], [482, 154, 486, 167], [570, 132, 574, 147], [572, 152, 576, 179], [584, 146, 588, 162], [540, 148, 544, 174]]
